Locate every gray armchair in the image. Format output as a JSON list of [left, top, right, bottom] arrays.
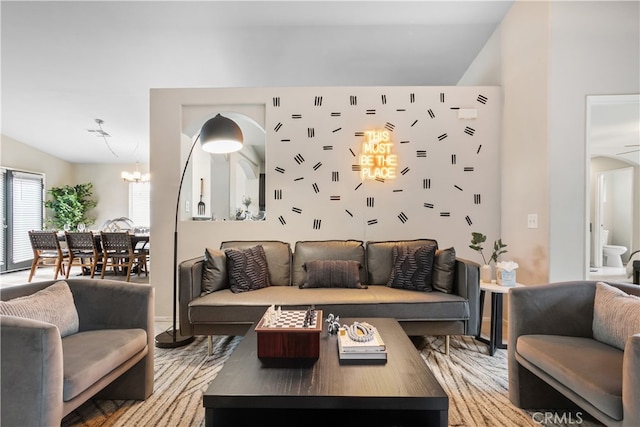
[[508, 280, 639, 427], [1, 279, 154, 426]]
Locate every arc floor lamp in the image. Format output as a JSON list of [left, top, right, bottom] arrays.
[[155, 114, 243, 348]]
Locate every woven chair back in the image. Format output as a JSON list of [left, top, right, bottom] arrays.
[[65, 231, 98, 252], [29, 230, 61, 252], [100, 232, 132, 254]]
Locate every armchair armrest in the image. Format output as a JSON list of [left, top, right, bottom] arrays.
[[624, 334, 640, 426], [179, 256, 205, 336], [452, 257, 480, 336], [1, 316, 63, 426]]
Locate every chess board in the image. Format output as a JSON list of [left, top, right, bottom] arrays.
[[255, 307, 323, 361]]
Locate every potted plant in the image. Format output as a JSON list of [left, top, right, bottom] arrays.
[[469, 232, 507, 282], [45, 183, 97, 230]]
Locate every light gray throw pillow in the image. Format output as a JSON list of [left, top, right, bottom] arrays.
[[0, 280, 79, 337], [592, 281, 640, 350]]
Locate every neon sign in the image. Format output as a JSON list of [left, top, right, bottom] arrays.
[[359, 129, 397, 180]]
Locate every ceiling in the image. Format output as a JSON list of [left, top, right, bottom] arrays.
[[2, 0, 516, 164]]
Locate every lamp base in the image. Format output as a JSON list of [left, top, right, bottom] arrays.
[[155, 329, 195, 348]]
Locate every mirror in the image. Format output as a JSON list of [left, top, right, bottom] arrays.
[[188, 108, 266, 222], [586, 94, 640, 280]]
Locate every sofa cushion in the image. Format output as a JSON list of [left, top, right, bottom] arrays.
[[593, 281, 640, 350], [225, 245, 271, 293], [387, 244, 435, 292], [0, 280, 79, 338], [366, 239, 438, 285], [292, 240, 366, 287], [516, 334, 623, 421], [203, 248, 228, 293], [221, 241, 291, 286], [300, 260, 367, 289], [61, 329, 147, 401], [432, 247, 456, 293]]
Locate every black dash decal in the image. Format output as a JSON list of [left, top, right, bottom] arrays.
[[440, 212, 450, 217], [350, 95, 358, 106], [292, 207, 302, 214], [375, 177, 385, 183], [331, 112, 342, 117], [323, 145, 334, 150], [345, 209, 353, 217], [410, 93, 415, 103], [381, 94, 387, 104], [401, 167, 410, 175], [274, 189, 283, 200], [464, 126, 476, 136], [292, 114, 302, 119], [424, 203, 434, 209], [275, 166, 285, 174], [474, 194, 481, 204], [455, 185, 463, 191], [313, 219, 322, 230], [352, 164, 361, 171], [464, 167, 474, 172], [307, 128, 315, 138], [398, 212, 408, 224], [423, 179, 431, 189], [330, 196, 340, 201], [417, 150, 427, 158], [451, 154, 457, 164], [332, 171, 339, 182], [366, 109, 376, 115], [366, 197, 374, 207], [393, 189, 403, 193], [428, 109, 435, 119], [332, 127, 342, 133], [438, 133, 448, 141], [312, 183, 319, 193], [294, 154, 305, 164], [274, 122, 283, 132], [400, 140, 410, 144], [294, 177, 304, 181], [385, 122, 395, 132], [280, 139, 291, 143], [477, 94, 488, 104], [477, 145, 482, 154], [313, 162, 322, 171], [396, 109, 406, 112], [273, 97, 280, 107], [440, 93, 445, 103], [411, 119, 418, 127], [354, 131, 365, 137], [450, 107, 460, 110], [354, 183, 363, 191], [349, 148, 356, 157], [465, 215, 473, 226], [367, 219, 378, 226], [278, 216, 286, 225], [314, 96, 323, 106]]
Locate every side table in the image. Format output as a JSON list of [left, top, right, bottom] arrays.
[[476, 281, 524, 356]]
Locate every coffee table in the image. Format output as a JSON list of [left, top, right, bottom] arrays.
[[203, 317, 448, 426]]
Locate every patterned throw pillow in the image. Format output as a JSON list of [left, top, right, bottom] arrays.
[[592, 281, 640, 350], [0, 280, 79, 337], [300, 260, 367, 289], [225, 245, 271, 293], [432, 247, 456, 293], [387, 245, 436, 292]]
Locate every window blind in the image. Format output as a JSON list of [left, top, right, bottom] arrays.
[[129, 182, 150, 228], [11, 171, 43, 263]]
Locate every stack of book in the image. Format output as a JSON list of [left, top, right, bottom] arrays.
[[337, 326, 387, 362]]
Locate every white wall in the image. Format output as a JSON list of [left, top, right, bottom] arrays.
[[150, 86, 503, 318]]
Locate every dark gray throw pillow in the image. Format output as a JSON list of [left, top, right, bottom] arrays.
[[203, 248, 228, 293], [225, 245, 271, 293], [432, 247, 456, 293], [387, 245, 436, 292], [300, 260, 367, 289]]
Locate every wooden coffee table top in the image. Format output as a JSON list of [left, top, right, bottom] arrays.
[[204, 317, 448, 412]]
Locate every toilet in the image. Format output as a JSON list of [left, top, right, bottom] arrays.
[[602, 230, 628, 268]]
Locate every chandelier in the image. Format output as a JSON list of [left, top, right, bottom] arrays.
[[121, 162, 150, 183]]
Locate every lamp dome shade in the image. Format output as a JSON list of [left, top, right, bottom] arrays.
[[199, 114, 243, 154]]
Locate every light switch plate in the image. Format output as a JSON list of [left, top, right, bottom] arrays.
[[527, 214, 538, 229]]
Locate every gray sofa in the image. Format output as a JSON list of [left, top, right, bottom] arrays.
[[1, 279, 154, 426], [508, 280, 640, 427], [179, 239, 480, 354]]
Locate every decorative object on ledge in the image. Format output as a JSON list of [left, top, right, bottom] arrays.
[[155, 113, 243, 349], [121, 162, 150, 183]]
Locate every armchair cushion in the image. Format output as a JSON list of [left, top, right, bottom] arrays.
[[203, 248, 228, 293], [432, 247, 456, 294], [300, 260, 367, 289], [225, 245, 271, 293], [0, 281, 79, 338], [593, 281, 640, 350], [387, 244, 436, 292]]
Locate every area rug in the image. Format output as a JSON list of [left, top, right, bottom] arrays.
[[62, 335, 603, 427]]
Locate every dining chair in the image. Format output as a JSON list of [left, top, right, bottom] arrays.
[[27, 230, 69, 282], [63, 231, 102, 278], [100, 232, 147, 281]]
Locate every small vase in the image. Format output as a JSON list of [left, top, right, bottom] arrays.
[[481, 264, 492, 283]]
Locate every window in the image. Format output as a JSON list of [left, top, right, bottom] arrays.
[[128, 182, 150, 228]]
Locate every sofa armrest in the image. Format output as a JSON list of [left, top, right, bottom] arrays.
[[452, 257, 480, 336], [624, 333, 640, 426], [179, 256, 205, 336], [66, 279, 153, 333], [1, 316, 64, 426]]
